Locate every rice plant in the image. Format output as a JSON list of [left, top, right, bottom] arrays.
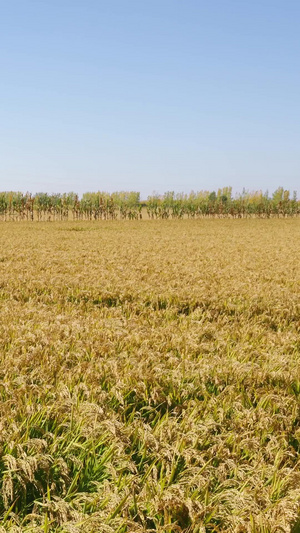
[[0, 217, 300, 531]]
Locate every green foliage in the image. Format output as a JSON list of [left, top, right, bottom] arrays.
[[0, 187, 299, 221]]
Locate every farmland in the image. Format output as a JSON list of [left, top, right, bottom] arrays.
[[0, 218, 300, 532], [0, 187, 299, 221]]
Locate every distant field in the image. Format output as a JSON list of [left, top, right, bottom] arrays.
[[0, 219, 300, 532], [1, 188, 299, 222]]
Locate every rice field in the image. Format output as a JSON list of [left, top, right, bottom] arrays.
[[0, 218, 300, 532]]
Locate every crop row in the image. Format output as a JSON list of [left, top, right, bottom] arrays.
[[0, 187, 299, 221]]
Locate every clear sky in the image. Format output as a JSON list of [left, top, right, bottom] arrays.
[[1, 0, 299, 198]]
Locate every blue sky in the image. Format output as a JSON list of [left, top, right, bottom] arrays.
[[0, 0, 299, 198]]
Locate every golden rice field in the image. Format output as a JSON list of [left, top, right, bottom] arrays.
[[0, 219, 300, 533]]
